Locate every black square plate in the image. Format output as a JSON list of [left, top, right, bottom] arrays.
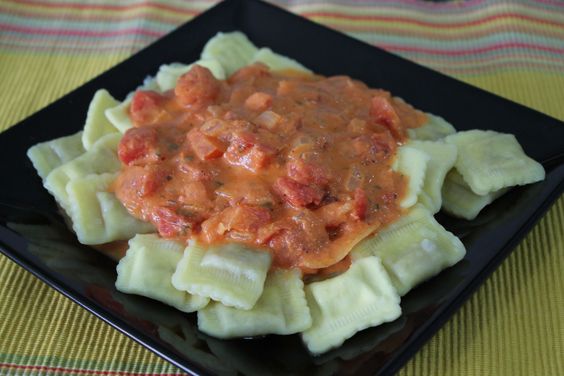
[[1, 0, 563, 375]]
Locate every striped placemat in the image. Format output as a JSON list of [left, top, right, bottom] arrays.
[[0, 1, 562, 375]]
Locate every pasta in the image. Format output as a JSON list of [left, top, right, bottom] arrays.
[[198, 268, 311, 338], [27, 131, 85, 179], [445, 130, 545, 195], [26, 31, 546, 356], [301, 256, 401, 354], [116, 234, 208, 312], [171, 242, 272, 310]]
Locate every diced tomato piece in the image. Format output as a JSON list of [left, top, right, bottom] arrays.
[[222, 205, 271, 233], [178, 181, 212, 210], [130, 90, 166, 125], [187, 129, 225, 161], [224, 132, 274, 172], [273, 177, 324, 208], [200, 215, 226, 243], [352, 188, 368, 220], [244, 144, 275, 171], [245, 92, 273, 112], [118, 127, 160, 166], [287, 159, 330, 186], [228, 63, 270, 83], [151, 206, 195, 238], [175, 65, 220, 108], [370, 96, 403, 139]]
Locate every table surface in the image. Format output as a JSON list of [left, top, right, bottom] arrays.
[[0, 1, 563, 375]]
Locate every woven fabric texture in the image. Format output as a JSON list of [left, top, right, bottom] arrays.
[[0, 0, 562, 375]]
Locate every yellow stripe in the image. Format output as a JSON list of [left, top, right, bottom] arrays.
[[0, 52, 128, 132]]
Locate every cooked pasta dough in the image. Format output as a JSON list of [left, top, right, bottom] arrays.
[[445, 130, 545, 195], [116, 234, 208, 312], [27, 131, 85, 180], [301, 256, 401, 354], [44, 133, 121, 212], [201, 31, 310, 75], [172, 242, 272, 310], [251, 47, 311, 73], [66, 173, 154, 244], [442, 169, 509, 220], [201, 31, 259, 76], [407, 113, 456, 141], [392, 145, 430, 208], [198, 269, 311, 338], [351, 205, 466, 296], [82, 89, 120, 150], [409, 140, 458, 214]]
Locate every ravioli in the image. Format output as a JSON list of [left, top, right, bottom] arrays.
[[116, 234, 208, 312], [445, 130, 545, 195], [198, 269, 311, 338], [301, 256, 401, 354], [27, 131, 85, 180], [172, 241, 272, 310]]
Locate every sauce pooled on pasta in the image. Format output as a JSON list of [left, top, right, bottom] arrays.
[[113, 63, 426, 273]]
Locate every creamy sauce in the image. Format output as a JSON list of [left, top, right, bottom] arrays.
[[113, 63, 426, 272]]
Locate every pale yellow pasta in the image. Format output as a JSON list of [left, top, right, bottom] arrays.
[[66, 173, 154, 244], [442, 169, 509, 220], [198, 269, 311, 338], [156, 59, 226, 91], [445, 130, 545, 195], [201, 31, 259, 76], [82, 89, 120, 150], [105, 97, 133, 133], [116, 234, 208, 312], [351, 205, 466, 296], [409, 140, 458, 213], [392, 145, 430, 208], [251, 47, 311, 73], [27, 131, 85, 180], [301, 256, 401, 354], [171, 241, 272, 310], [43, 133, 121, 212], [407, 113, 456, 141]]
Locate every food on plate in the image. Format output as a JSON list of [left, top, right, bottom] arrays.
[[27, 31, 545, 354]]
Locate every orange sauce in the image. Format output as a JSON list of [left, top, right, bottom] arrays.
[[113, 63, 426, 272]]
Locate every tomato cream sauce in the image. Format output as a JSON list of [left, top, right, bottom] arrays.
[[113, 63, 426, 272]]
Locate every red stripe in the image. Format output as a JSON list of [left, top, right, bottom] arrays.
[[378, 42, 564, 56], [0, 23, 164, 38], [0, 363, 185, 376], [302, 11, 564, 29], [4, 0, 208, 15]]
